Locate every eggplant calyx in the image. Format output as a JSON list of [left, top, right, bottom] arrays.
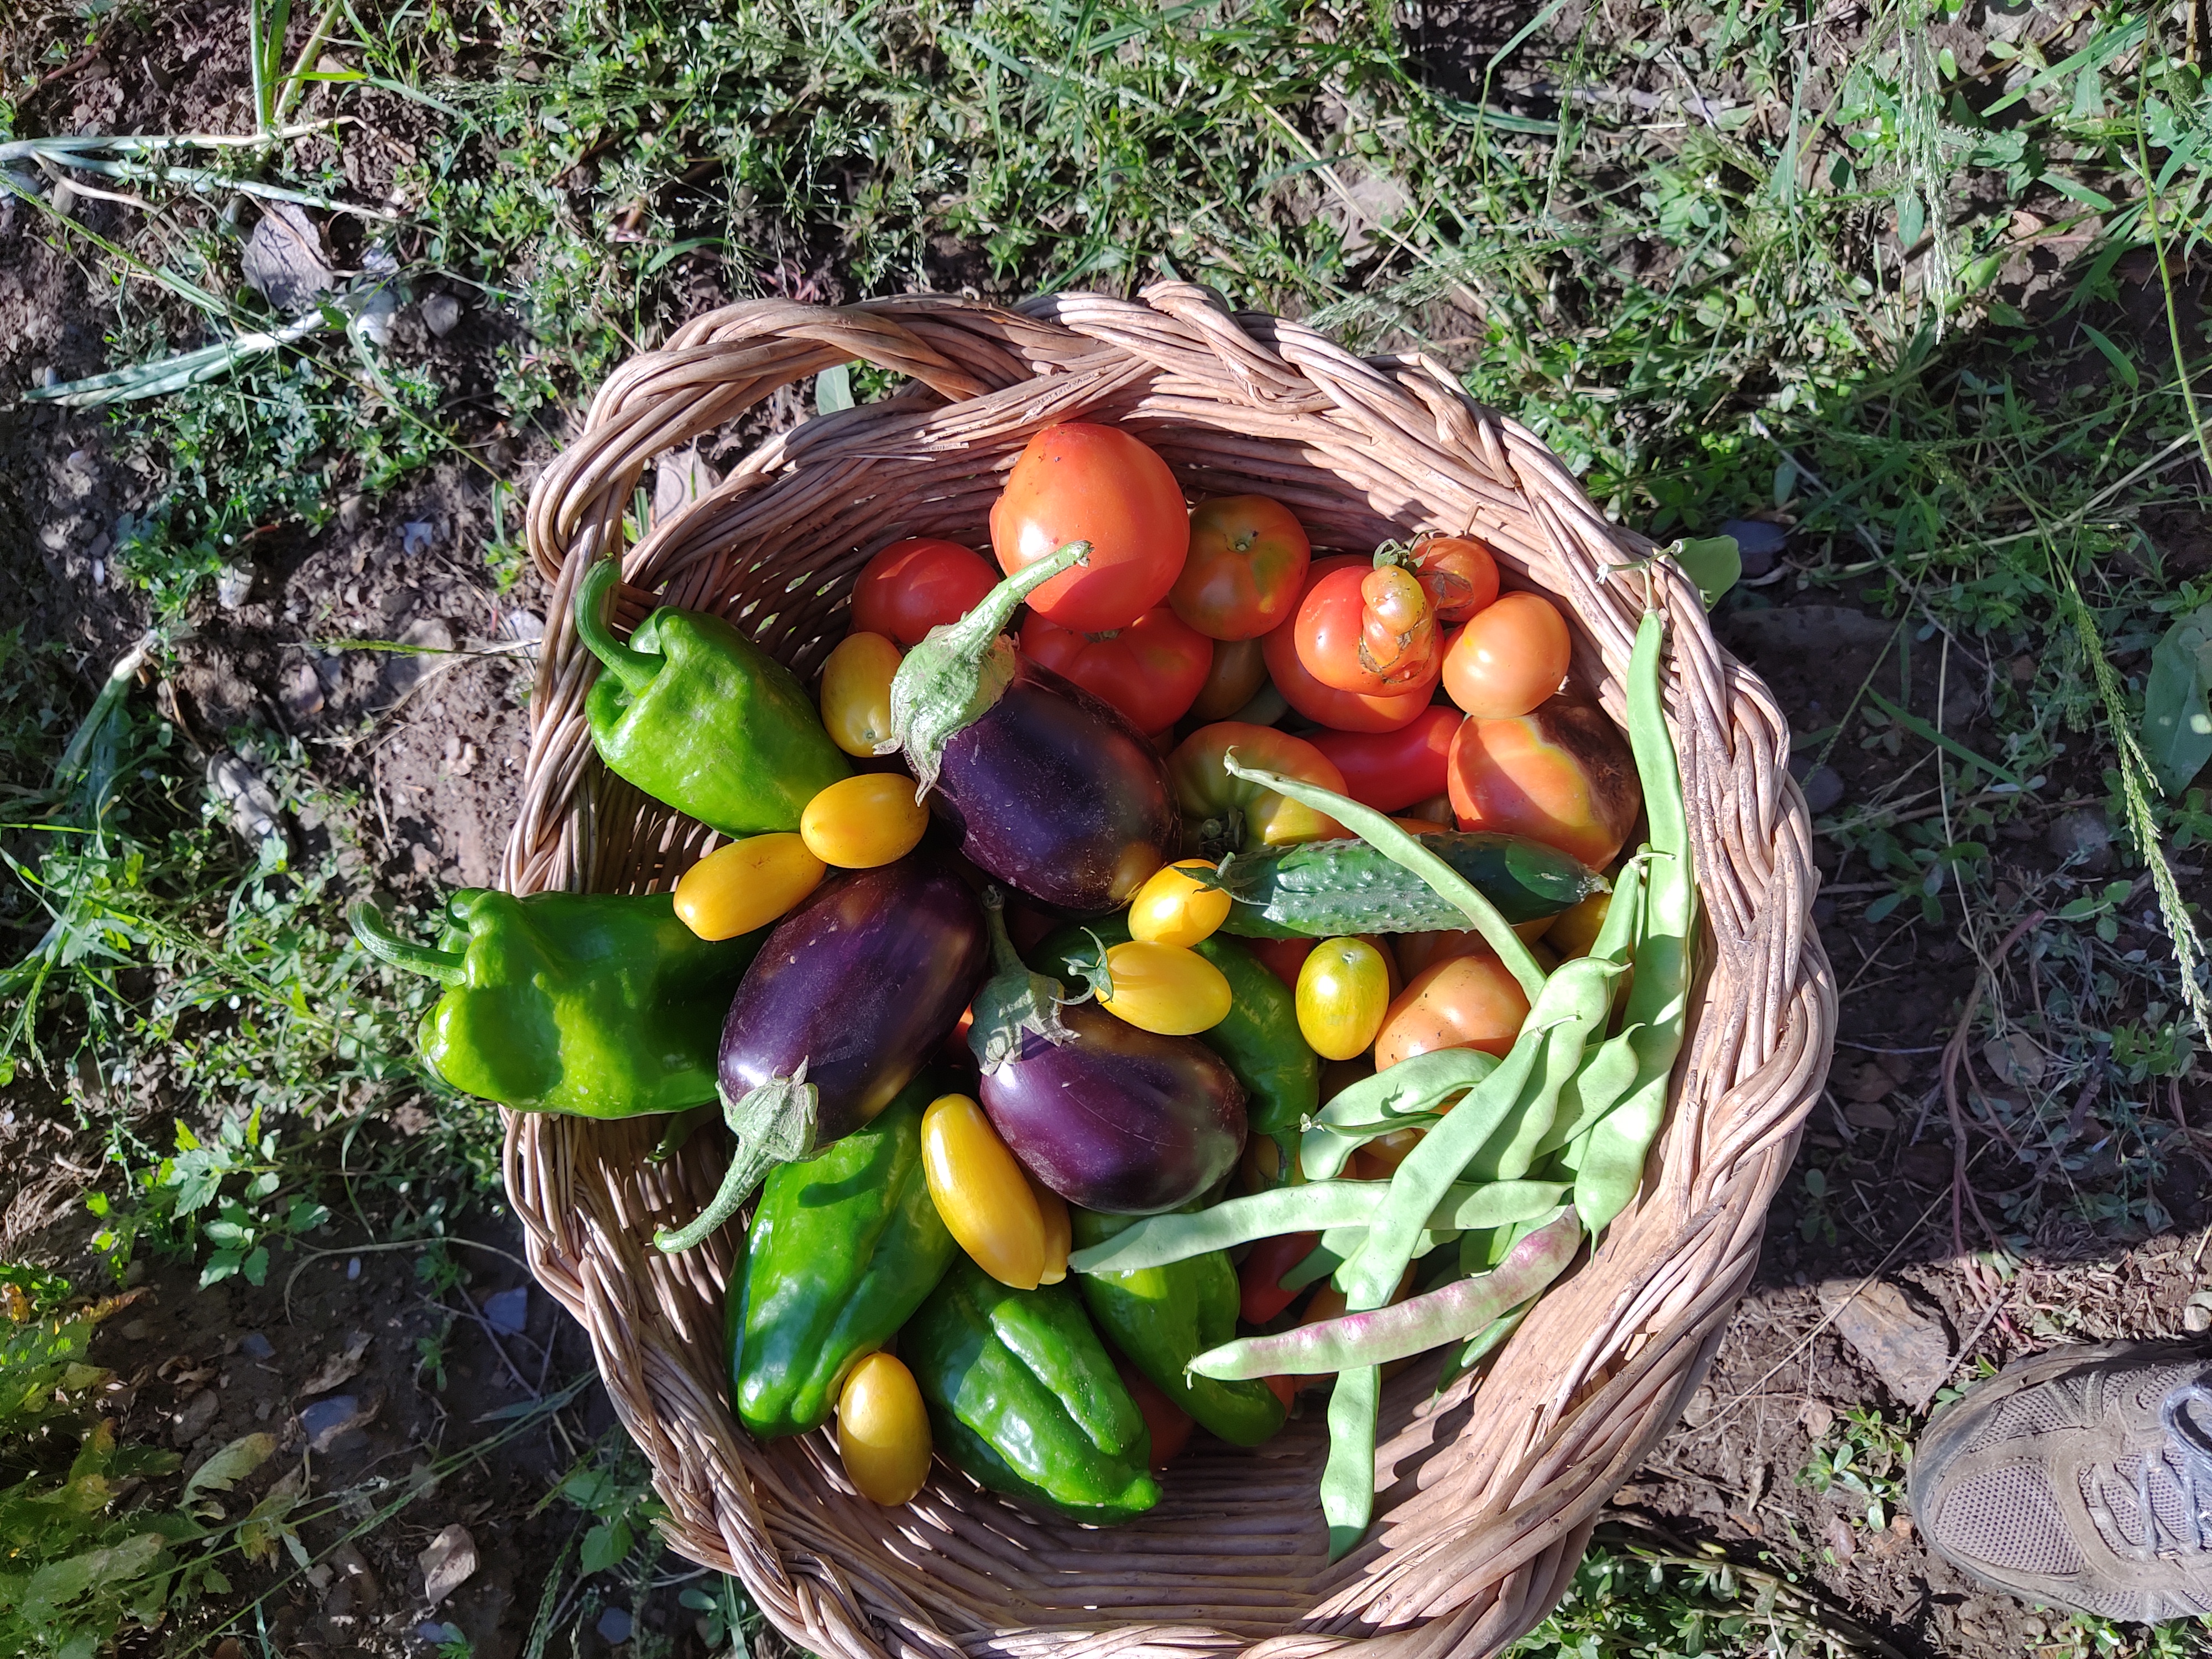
[[969, 890, 1079, 1074], [880, 539, 1091, 795], [653, 1061, 818, 1254]]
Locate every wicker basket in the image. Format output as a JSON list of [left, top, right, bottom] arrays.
[[502, 284, 1837, 1659]]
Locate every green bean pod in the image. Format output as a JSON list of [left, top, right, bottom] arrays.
[[1301, 1048, 1498, 1181], [1574, 607, 1697, 1234]]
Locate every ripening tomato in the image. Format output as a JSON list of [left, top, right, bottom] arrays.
[[1296, 938, 1392, 1061], [850, 539, 998, 646], [1171, 495, 1312, 640], [1405, 535, 1501, 624], [1293, 561, 1440, 694], [1246, 936, 1316, 991], [1373, 952, 1530, 1070], [1447, 700, 1642, 869], [1309, 707, 1462, 813], [1188, 637, 1270, 722], [1262, 559, 1438, 732], [1019, 605, 1211, 733], [837, 1352, 932, 1506], [1441, 591, 1573, 719], [1115, 1357, 1194, 1467], [1239, 1230, 1321, 1324], [1545, 889, 1613, 959], [990, 424, 1190, 631], [1166, 722, 1345, 853]]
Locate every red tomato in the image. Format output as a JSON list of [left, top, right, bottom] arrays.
[[1292, 562, 1439, 693], [1020, 606, 1211, 733], [1239, 1232, 1321, 1325], [1447, 700, 1641, 869], [1172, 496, 1312, 640], [1441, 591, 1573, 719], [1405, 536, 1501, 624], [1373, 953, 1530, 1070], [1309, 707, 1462, 812], [1114, 1357, 1193, 1467], [850, 539, 999, 647], [990, 424, 1189, 630], [1262, 560, 1437, 732], [1245, 936, 1316, 991]]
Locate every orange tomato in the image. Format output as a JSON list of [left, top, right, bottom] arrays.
[[1261, 556, 1438, 732], [1446, 700, 1642, 870], [990, 424, 1190, 631], [1373, 952, 1531, 1070], [1405, 535, 1501, 624], [1172, 495, 1312, 640], [1441, 592, 1573, 719], [1187, 636, 1271, 722]]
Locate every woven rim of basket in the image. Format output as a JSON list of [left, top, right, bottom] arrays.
[[497, 284, 1837, 1659]]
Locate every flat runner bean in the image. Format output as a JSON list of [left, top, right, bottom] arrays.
[[1189, 1208, 1582, 1380]]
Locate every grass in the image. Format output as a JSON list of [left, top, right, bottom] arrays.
[[5, 0, 2212, 1655]]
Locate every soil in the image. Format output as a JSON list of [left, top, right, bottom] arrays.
[[4, 5, 2211, 1659]]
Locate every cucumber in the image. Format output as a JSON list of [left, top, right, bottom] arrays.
[[1214, 832, 1603, 938]]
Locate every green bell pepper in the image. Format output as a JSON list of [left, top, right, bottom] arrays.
[[573, 559, 849, 837], [349, 889, 758, 1118], [1070, 1209, 1286, 1447], [730, 1075, 957, 1438], [1035, 919, 1317, 1160], [903, 1258, 1160, 1524]]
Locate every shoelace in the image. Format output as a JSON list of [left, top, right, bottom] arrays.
[[2152, 1378, 2212, 1557]]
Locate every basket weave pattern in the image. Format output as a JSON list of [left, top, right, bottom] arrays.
[[503, 286, 1837, 1659]]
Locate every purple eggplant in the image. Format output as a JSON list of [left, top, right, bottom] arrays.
[[881, 541, 1177, 912], [655, 855, 987, 1253], [968, 892, 1244, 1214]]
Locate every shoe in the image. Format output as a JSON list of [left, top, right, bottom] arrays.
[[1909, 1340, 2212, 1623]]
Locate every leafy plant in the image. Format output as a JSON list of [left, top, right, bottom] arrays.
[[1798, 1406, 1913, 1532], [2143, 602, 2212, 795]]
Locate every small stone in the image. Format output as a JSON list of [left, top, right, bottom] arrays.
[[281, 660, 325, 719], [215, 562, 254, 609], [2047, 807, 2115, 873], [337, 493, 365, 532], [484, 1287, 529, 1335], [1800, 1398, 1834, 1439], [1718, 518, 1786, 578], [121, 1318, 149, 1342], [332, 1540, 382, 1606], [1818, 1278, 1954, 1409], [300, 1393, 369, 1451], [1843, 1062, 1894, 1104], [1798, 765, 1845, 815], [2010, 654, 2037, 684], [307, 1564, 334, 1592], [2185, 1302, 2211, 1334], [501, 608, 545, 645], [418, 1524, 478, 1606], [1844, 1099, 1897, 1134], [596, 1606, 633, 1645], [1983, 1030, 2045, 1088], [347, 1255, 362, 1280], [421, 293, 462, 337], [173, 1388, 221, 1446], [239, 1331, 275, 1360]]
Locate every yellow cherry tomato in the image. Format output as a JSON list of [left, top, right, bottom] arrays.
[[1095, 940, 1233, 1035], [836, 1351, 931, 1506], [820, 632, 902, 758], [672, 832, 825, 941], [1127, 858, 1233, 947], [1545, 889, 1611, 959], [1296, 937, 1391, 1061], [800, 772, 929, 869], [1030, 1175, 1071, 1285], [921, 1093, 1045, 1288]]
